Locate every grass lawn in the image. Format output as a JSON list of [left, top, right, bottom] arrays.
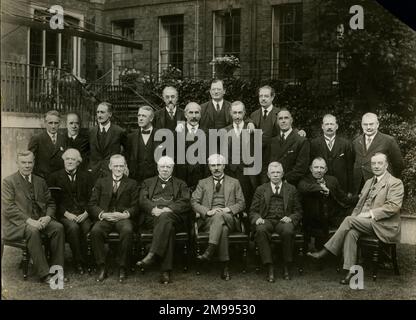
[[2, 243, 415, 300]]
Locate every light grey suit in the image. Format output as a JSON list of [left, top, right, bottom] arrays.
[[324, 172, 404, 270], [191, 175, 245, 261]]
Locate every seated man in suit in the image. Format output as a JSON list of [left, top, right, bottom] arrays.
[[192, 154, 245, 281], [308, 153, 404, 285], [88, 154, 138, 283], [298, 157, 357, 251], [47, 148, 93, 274], [28, 110, 66, 179], [249, 162, 302, 282], [2, 151, 65, 284], [136, 156, 191, 284], [126, 105, 160, 185], [269, 109, 310, 186], [65, 112, 90, 171]]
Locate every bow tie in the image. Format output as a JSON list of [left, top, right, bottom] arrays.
[[141, 129, 151, 135]]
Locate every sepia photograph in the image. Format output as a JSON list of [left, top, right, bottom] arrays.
[[1, 0, 415, 303]]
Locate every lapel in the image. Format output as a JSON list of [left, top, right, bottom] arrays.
[[101, 124, 114, 151], [224, 102, 231, 124], [280, 130, 296, 154], [15, 173, 32, 200], [116, 176, 128, 200], [223, 175, 231, 205], [252, 109, 262, 127], [370, 172, 389, 200], [367, 132, 381, 154], [148, 176, 159, 200], [207, 101, 215, 125], [171, 177, 178, 199], [41, 131, 55, 155], [263, 183, 273, 214], [282, 182, 289, 212], [318, 136, 330, 156], [206, 176, 214, 209], [359, 134, 366, 155], [271, 106, 280, 126], [91, 126, 99, 151], [132, 131, 140, 159]]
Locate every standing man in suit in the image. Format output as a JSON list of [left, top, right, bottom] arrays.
[[308, 153, 404, 285], [249, 162, 303, 282], [47, 148, 93, 274], [66, 112, 90, 171], [136, 156, 191, 284], [89, 102, 127, 183], [298, 157, 357, 251], [2, 151, 65, 284], [126, 106, 160, 185], [175, 102, 208, 192], [153, 86, 186, 131], [269, 109, 310, 186], [28, 110, 66, 179], [192, 154, 245, 281], [352, 113, 404, 195], [88, 154, 138, 283], [310, 114, 354, 195], [224, 101, 256, 209], [200, 79, 232, 129]]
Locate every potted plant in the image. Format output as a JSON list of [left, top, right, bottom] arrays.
[[210, 55, 241, 79]]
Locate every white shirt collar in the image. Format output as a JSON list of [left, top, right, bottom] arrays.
[[375, 171, 387, 183], [166, 106, 177, 114], [187, 123, 199, 132], [99, 122, 111, 132], [47, 131, 57, 140], [262, 105, 273, 114], [270, 181, 282, 192], [281, 128, 293, 139], [112, 174, 122, 182], [324, 134, 336, 142], [212, 99, 224, 109], [20, 172, 32, 183], [141, 125, 153, 133], [68, 133, 78, 140], [233, 121, 244, 133], [159, 175, 172, 183], [213, 174, 224, 181]]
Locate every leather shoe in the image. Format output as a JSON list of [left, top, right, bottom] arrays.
[[340, 271, 354, 285], [76, 264, 85, 275], [159, 271, 171, 284], [41, 274, 53, 285], [196, 252, 212, 262], [136, 252, 156, 269], [307, 248, 329, 260], [118, 267, 126, 283], [197, 244, 216, 262], [96, 265, 107, 282], [221, 267, 231, 281], [283, 265, 291, 280]]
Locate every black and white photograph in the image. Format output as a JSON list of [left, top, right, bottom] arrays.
[[1, 0, 415, 303]]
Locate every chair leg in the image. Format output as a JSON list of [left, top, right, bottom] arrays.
[[87, 237, 93, 273], [183, 243, 188, 272], [298, 244, 304, 275], [242, 245, 248, 274], [391, 244, 400, 275], [140, 245, 146, 274], [372, 247, 379, 281], [255, 245, 260, 273], [196, 243, 201, 275], [22, 247, 29, 280]]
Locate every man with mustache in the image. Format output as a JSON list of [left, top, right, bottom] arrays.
[[352, 113, 404, 195], [310, 114, 354, 195], [89, 102, 127, 183], [65, 112, 90, 171], [192, 154, 245, 281], [308, 153, 404, 285], [153, 86, 186, 131]]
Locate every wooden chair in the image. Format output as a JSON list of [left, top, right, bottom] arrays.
[[194, 212, 249, 275], [1, 236, 50, 280], [357, 235, 400, 281]]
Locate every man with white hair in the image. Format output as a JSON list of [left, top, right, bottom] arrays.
[[137, 156, 191, 284], [88, 154, 138, 283], [352, 112, 403, 194], [191, 154, 245, 281], [249, 161, 302, 282], [47, 148, 93, 274], [153, 86, 186, 130]]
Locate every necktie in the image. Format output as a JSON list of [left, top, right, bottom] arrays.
[[168, 111, 174, 120], [216, 103, 221, 112], [191, 127, 196, 135], [327, 138, 333, 151], [281, 132, 285, 141], [366, 136, 372, 150], [263, 109, 268, 120], [214, 178, 223, 193], [51, 134, 57, 145], [141, 129, 151, 135], [101, 127, 105, 134], [24, 175, 31, 184], [67, 172, 76, 182], [113, 180, 120, 194]]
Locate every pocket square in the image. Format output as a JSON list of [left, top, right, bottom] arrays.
[[339, 153, 344, 157], [288, 150, 294, 153]]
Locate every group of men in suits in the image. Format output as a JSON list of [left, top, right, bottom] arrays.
[[1, 79, 406, 286]]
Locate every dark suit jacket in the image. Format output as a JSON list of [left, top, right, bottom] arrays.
[[153, 107, 186, 130], [47, 169, 93, 219], [28, 131, 66, 178], [88, 123, 127, 180], [88, 175, 138, 221], [352, 132, 404, 194], [249, 181, 302, 227], [126, 129, 160, 183], [297, 174, 357, 235], [200, 100, 232, 129], [2, 172, 56, 241], [249, 106, 280, 147], [269, 130, 310, 186], [224, 121, 254, 173], [66, 130, 90, 171], [139, 176, 191, 227], [310, 135, 354, 193]]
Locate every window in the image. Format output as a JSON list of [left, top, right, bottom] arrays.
[[213, 9, 241, 58], [112, 19, 135, 83], [272, 3, 303, 80], [159, 15, 184, 73]]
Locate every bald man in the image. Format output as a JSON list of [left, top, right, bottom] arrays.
[[352, 113, 404, 194]]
